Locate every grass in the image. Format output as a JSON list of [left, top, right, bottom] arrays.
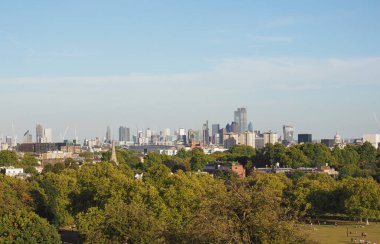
[[302, 220, 380, 243]]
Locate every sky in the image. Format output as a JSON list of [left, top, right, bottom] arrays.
[[0, 0, 380, 141]]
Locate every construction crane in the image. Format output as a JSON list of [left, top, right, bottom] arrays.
[[61, 126, 69, 141]]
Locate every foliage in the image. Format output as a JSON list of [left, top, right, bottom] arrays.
[[0, 210, 60, 243]]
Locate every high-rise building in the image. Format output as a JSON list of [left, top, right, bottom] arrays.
[[163, 128, 171, 141], [283, 125, 295, 143], [231, 122, 238, 133], [226, 123, 231, 133], [36, 124, 44, 143], [211, 124, 220, 144], [119, 126, 130, 142], [146, 128, 152, 143], [179, 128, 186, 136], [263, 131, 278, 145], [23, 130, 33, 143], [106, 126, 111, 143], [44, 128, 52, 143], [298, 134, 312, 144], [248, 122, 254, 132], [202, 120, 210, 145], [234, 107, 247, 133]]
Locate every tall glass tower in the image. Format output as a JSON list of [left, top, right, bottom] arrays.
[[234, 107, 247, 133]]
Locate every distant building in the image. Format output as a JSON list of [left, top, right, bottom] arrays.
[[234, 107, 247, 133], [248, 122, 254, 132], [321, 139, 335, 148], [106, 126, 111, 143], [36, 124, 44, 143], [283, 125, 295, 143], [119, 126, 130, 142], [238, 132, 255, 148], [23, 130, 33, 143], [263, 131, 278, 145], [255, 136, 264, 149], [202, 121, 210, 145], [363, 134, 380, 149], [0, 167, 24, 177], [204, 161, 246, 179], [211, 124, 220, 144], [43, 128, 52, 143], [298, 134, 312, 144]]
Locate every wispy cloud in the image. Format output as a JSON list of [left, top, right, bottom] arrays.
[[1, 56, 380, 91]]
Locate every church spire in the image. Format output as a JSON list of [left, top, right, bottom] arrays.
[[110, 140, 118, 165]]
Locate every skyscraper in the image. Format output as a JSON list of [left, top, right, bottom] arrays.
[[36, 124, 44, 143], [106, 126, 111, 143], [211, 124, 220, 144], [283, 125, 295, 143], [44, 128, 52, 143], [202, 120, 210, 145], [119, 126, 130, 142], [234, 107, 247, 133]]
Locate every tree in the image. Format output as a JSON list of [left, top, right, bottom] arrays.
[[37, 171, 77, 226], [286, 146, 310, 168], [0, 210, 60, 243], [339, 177, 380, 225], [357, 142, 377, 166], [332, 145, 359, 166], [0, 150, 18, 166], [189, 148, 208, 171], [298, 143, 334, 167]]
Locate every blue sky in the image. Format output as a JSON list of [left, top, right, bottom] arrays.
[[0, 0, 379, 140]]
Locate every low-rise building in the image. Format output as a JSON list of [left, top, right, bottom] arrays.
[[204, 161, 245, 179], [0, 167, 24, 177]]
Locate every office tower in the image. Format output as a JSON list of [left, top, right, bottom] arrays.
[[248, 122, 254, 132], [188, 129, 195, 144], [231, 122, 238, 133], [106, 126, 111, 143], [202, 120, 210, 145], [23, 130, 33, 143], [179, 128, 186, 136], [263, 131, 278, 145], [218, 128, 226, 145], [211, 124, 220, 144], [146, 128, 152, 143], [226, 123, 231, 133], [5, 136, 12, 147], [298, 134, 312, 144], [234, 107, 247, 133], [119, 126, 130, 142], [36, 124, 44, 143], [283, 125, 295, 143], [44, 128, 52, 143], [211, 124, 220, 136], [161, 128, 170, 142]]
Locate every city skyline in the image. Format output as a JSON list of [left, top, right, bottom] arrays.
[[0, 1, 379, 139]]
